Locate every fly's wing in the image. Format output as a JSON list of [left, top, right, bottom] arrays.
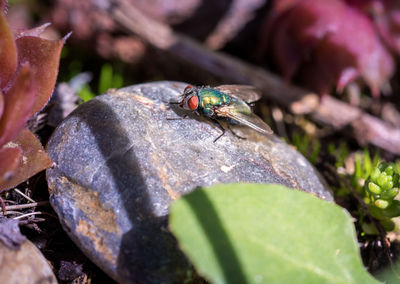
[[215, 85, 262, 104], [215, 102, 273, 135]]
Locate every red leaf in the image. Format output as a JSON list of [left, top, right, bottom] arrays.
[[267, 0, 394, 96], [15, 22, 51, 39], [271, 0, 301, 13], [291, 0, 400, 56], [0, 1, 6, 14], [0, 128, 52, 191], [16, 34, 66, 115], [368, 1, 400, 55], [0, 92, 3, 119], [0, 12, 17, 89], [0, 64, 35, 147], [0, 146, 21, 187]]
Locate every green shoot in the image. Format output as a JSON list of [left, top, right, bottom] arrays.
[[98, 63, 124, 94], [77, 84, 96, 102], [290, 132, 321, 164]]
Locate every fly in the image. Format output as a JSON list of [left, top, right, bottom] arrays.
[[171, 85, 273, 142]]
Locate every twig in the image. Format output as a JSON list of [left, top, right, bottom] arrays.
[[3, 201, 49, 211], [13, 211, 55, 220], [13, 188, 36, 203], [108, 1, 400, 155], [315, 96, 400, 154], [271, 106, 287, 139], [205, 0, 267, 50], [2, 200, 17, 204], [0, 197, 6, 213], [0, 210, 23, 215], [110, 1, 317, 111]]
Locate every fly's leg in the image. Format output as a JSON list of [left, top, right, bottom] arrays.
[[211, 119, 246, 142], [210, 118, 226, 142], [165, 96, 187, 115], [163, 100, 180, 111], [165, 99, 185, 120], [227, 124, 246, 140], [166, 114, 188, 120]]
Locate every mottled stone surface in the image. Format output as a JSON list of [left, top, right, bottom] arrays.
[[0, 240, 57, 284], [46, 81, 333, 283]]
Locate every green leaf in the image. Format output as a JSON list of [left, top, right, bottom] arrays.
[[375, 259, 400, 283], [363, 148, 372, 179], [77, 84, 95, 102], [170, 184, 380, 284], [98, 64, 123, 94]]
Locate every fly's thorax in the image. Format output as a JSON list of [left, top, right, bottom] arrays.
[[198, 88, 231, 110]]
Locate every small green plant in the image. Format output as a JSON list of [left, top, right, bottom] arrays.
[[330, 146, 400, 234], [98, 63, 124, 94], [77, 63, 124, 102], [361, 162, 400, 234], [77, 84, 96, 102], [352, 149, 381, 191], [364, 163, 399, 209], [328, 142, 349, 168], [290, 131, 321, 164]]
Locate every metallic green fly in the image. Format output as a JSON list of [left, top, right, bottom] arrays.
[[173, 85, 273, 142]]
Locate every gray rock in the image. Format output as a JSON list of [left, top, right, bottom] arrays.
[[0, 239, 57, 284], [46, 81, 333, 283]]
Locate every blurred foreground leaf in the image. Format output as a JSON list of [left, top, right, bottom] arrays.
[[170, 184, 379, 284], [375, 259, 400, 284]]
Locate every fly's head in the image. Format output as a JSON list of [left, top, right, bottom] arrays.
[[178, 85, 199, 111]]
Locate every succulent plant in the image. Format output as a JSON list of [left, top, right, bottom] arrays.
[[364, 163, 399, 209], [362, 162, 400, 233], [0, 3, 67, 191], [265, 0, 394, 96]]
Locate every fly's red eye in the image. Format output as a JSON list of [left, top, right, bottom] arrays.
[[188, 95, 198, 110], [184, 85, 193, 92]]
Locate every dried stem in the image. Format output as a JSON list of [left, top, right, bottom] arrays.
[[13, 211, 56, 220], [13, 188, 35, 203], [108, 0, 400, 155], [1, 210, 23, 215], [3, 200, 49, 211]]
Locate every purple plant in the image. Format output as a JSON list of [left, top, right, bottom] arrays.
[[265, 0, 395, 96]]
